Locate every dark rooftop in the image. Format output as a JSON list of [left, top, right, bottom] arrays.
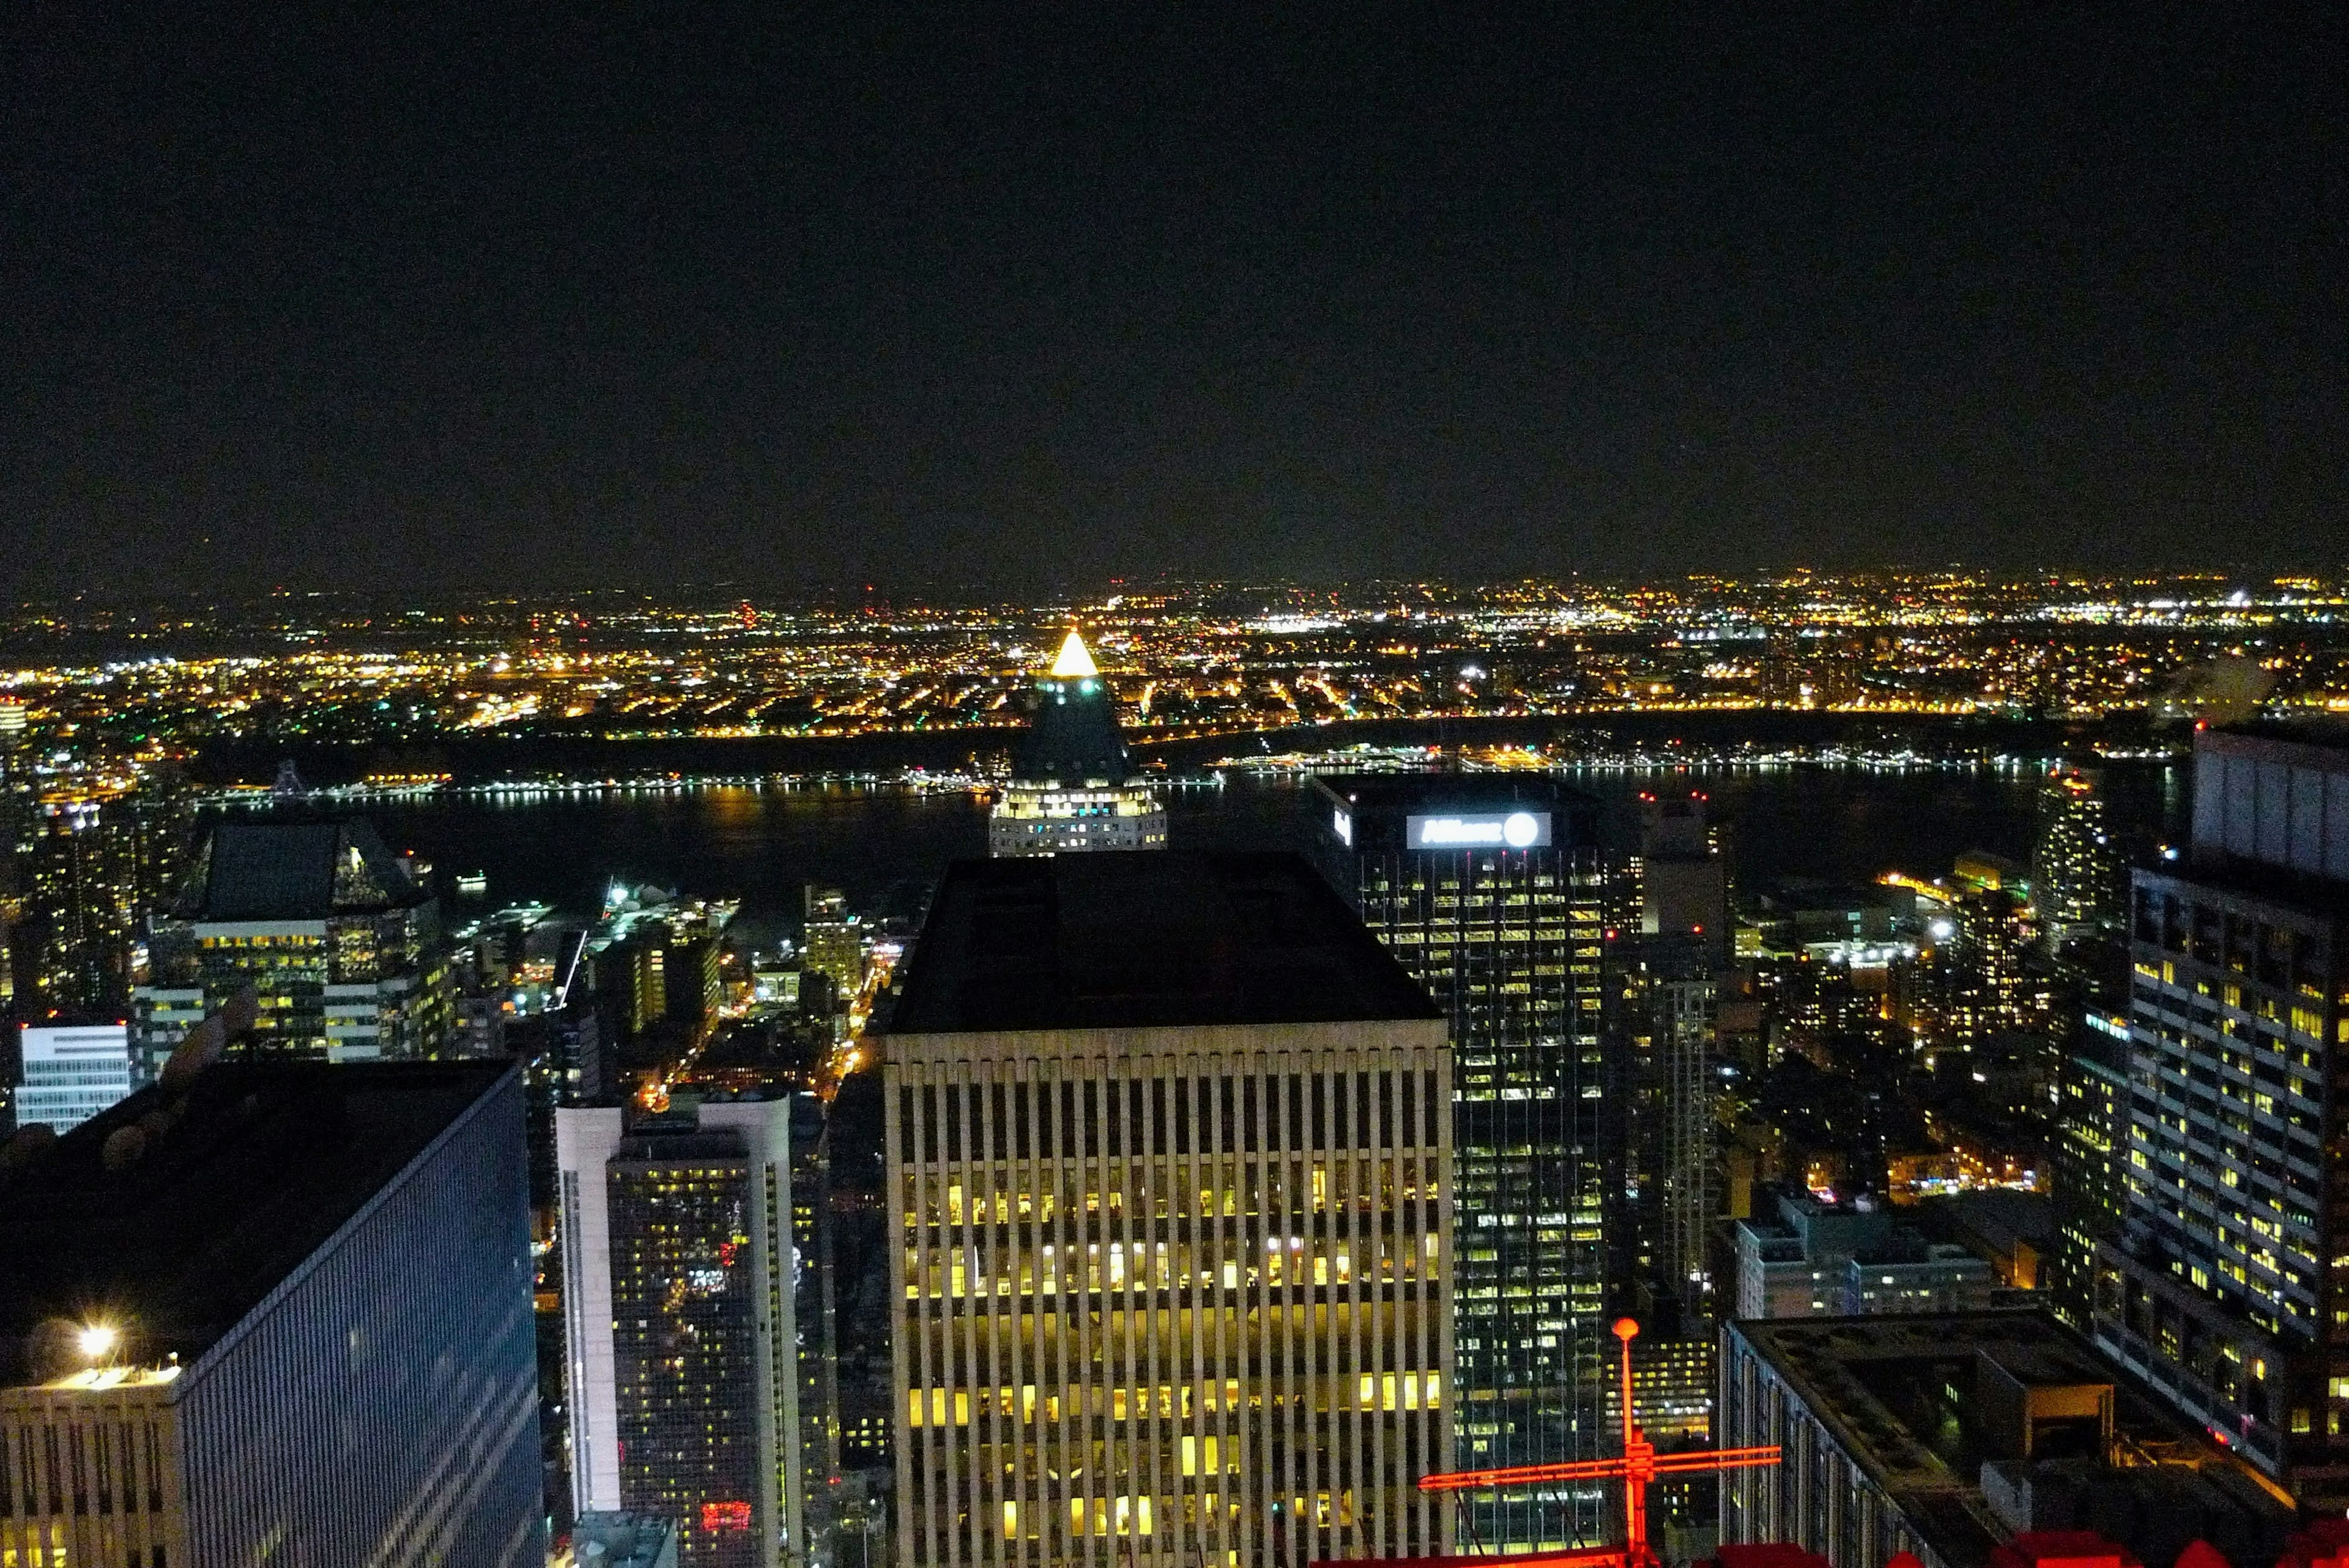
[[1728, 1311, 2276, 1568], [179, 817, 425, 921], [0, 1061, 514, 1383], [883, 850, 1441, 1035]]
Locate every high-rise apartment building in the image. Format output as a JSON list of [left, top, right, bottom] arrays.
[[987, 631, 1167, 857], [0, 1059, 544, 1566], [1617, 790, 1730, 1339], [132, 817, 453, 1080], [18, 771, 191, 1017], [558, 1097, 806, 1567], [2036, 766, 2124, 945], [2093, 725, 2349, 1505], [11, 1021, 134, 1132], [879, 851, 1453, 1568], [803, 886, 866, 1004], [1312, 774, 1608, 1547]]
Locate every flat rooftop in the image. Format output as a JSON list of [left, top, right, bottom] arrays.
[[884, 850, 1441, 1035], [0, 1060, 514, 1384], [1729, 1311, 2253, 1567]]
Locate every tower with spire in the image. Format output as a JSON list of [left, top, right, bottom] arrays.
[[987, 628, 1168, 856]]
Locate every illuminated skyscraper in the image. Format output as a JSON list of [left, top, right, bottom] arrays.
[[2036, 765, 2124, 944], [987, 631, 1167, 856], [880, 851, 1453, 1568], [131, 816, 453, 1080], [558, 1098, 806, 1567], [0, 1060, 543, 1566], [2094, 726, 2349, 1506], [18, 770, 191, 1018], [1313, 775, 1610, 1548]]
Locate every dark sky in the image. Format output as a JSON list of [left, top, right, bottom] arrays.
[[4, 6, 2344, 597]]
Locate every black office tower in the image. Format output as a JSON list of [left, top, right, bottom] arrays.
[[0, 1060, 544, 1566], [1315, 775, 1611, 1548]]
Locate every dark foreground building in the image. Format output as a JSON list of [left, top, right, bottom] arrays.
[[0, 1060, 543, 1567]]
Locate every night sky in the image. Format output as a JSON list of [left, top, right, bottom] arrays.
[[4, 7, 2344, 596]]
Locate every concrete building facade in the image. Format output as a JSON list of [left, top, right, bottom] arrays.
[[880, 852, 1453, 1568]]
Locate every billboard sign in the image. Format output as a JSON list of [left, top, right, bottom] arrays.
[[1406, 811, 1551, 850]]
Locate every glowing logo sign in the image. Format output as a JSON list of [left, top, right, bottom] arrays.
[[1332, 808, 1353, 847], [702, 1501, 753, 1533], [1407, 811, 1549, 850]]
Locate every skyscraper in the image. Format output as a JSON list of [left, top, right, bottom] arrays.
[[879, 850, 1453, 1568], [987, 631, 1167, 857], [18, 768, 191, 1018], [789, 1094, 844, 1568], [2036, 765, 2124, 945], [558, 1096, 806, 1567], [1313, 774, 1610, 1548], [2093, 724, 2349, 1505], [0, 1059, 544, 1566], [132, 816, 453, 1080], [1617, 790, 1730, 1335]]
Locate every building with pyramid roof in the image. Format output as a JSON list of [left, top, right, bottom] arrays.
[[128, 815, 455, 1079], [987, 630, 1168, 856]]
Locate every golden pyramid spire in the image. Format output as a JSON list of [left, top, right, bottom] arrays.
[[1048, 628, 1098, 679]]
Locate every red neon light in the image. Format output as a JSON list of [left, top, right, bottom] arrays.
[[1417, 1318, 1781, 1568], [701, 1501, 752, 1533]]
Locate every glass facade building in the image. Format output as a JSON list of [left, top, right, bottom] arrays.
[[1314, 776, 1611, 1548], [2093, 727, 2349, 1506], [0, 1060, 544, 1567]]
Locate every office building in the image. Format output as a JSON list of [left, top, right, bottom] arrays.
[[1734, 1186, 2000, 1319], [1313, 773, 1608, 1547], [2046, 1006, 2129, 1330], [12, 1021, 133, 1132], [1617, 791, 1731, 1331], [790, 1093, 844, 1568], [879, 851, 1452, 1568], [987, 631, 1167, 857], [1720, 1310, 2289, 1568], [0, 1059, 544, 1567], [558, 1097, 805, 1567], [132, 816, 454, 1079], [2093, 726, 2349, 1504]]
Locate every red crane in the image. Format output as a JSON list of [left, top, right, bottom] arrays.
[[1415, 1318, 1783, 1568]]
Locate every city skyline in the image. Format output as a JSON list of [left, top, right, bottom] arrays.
[[8, 9, 2349, 1565]]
